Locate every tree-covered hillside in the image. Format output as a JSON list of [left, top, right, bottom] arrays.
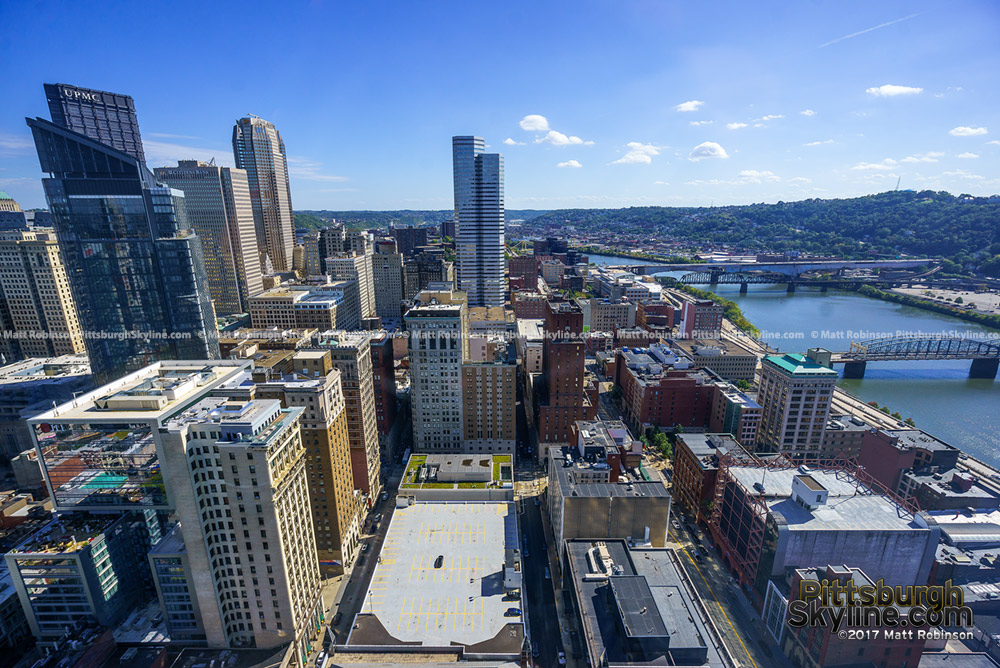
[[527, 191, 1000, 272]]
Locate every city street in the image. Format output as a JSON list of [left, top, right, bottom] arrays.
[[668, 521, 793, 668], [331, 465, 403, 644]]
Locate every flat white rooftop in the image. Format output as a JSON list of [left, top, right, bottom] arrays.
[[355, 501, 519, 648]]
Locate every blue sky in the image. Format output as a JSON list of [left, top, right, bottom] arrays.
[[1, 0, 998, 210]]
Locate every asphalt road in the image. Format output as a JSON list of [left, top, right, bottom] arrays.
[[330, 464, 403, 644], [521, 492, 563, 667]]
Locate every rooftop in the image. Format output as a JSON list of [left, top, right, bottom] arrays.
[[550, 449, 669, 498], [763, 353, 839, 377], [728, 465, 921, 532], [10, 513, 122, 555], [677, 433, 751, 472], [349, 502, 523, 653], [28, 361, 250, 424], [0, 355, 91, 384], [565, 540, 724, 667]]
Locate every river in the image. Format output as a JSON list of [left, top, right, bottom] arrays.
[[587, 253, 1000, 468]]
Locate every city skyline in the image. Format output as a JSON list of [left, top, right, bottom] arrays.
[[1, 1, 998, 212]]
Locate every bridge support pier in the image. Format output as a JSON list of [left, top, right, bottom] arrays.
[[739, 283, 748, 294], [786, 282, 796, 293], [969, 358, 999, 379], [843, 361, 867, 379]]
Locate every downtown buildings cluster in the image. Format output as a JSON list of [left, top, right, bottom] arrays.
[[0, 80, 998, 668]]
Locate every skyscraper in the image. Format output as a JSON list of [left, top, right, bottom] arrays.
[[28, 361, 324, 654], [27, 85, 220, 383], [233, 116, 295, 273], [155, 161, 264, 315], [405, 287, 468, 451], [44, 83, 146, 163], [0, 228, 85, 358], [452, 136, 505, 307]]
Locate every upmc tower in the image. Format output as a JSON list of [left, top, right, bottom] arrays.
[[452, 136, 505, 307]]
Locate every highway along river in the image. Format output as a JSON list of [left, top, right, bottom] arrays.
[[587, 254, 1000, 468]]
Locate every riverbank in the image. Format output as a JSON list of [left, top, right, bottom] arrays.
[[574, 245, 696, 265], [662, 280, 760, 337], [850, 285, 1000, 332]]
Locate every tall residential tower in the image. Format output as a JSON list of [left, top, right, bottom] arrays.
[[233, 116, 296, 273], [452, 136, 505, 307]]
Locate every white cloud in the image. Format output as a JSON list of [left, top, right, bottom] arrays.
[[503, 137, 525, 146], [949, 126, 988, 137], [688, 142, 729, 161], [956, 152, 979, 159], [653, 180, 670, 185], [900, 151, 943, 163], [143, 140, 236, 168], [147, 132, 200, 140], [611, 142, 663, 165], [866, 84, 923, 97], [851, 158, 898, 171], [941, 169, 984, 180], [804, 139, 834, 146], [739, 170, 782, 183], [534, 130, 594, 146], [519, 115, 550, 132], [556, 160, 582, 168], [689, 120, 713, 126], [675, 100, 704, 112], [726, 122, 748, 130], [753, 114, 785, 122], [987, 140, 1000, 146], [0, 132, 34, 155], [286, 156, 348, 182], [800, 109, 817, 117], [519, 115, 594, 146], [789, 176, 812, 184]]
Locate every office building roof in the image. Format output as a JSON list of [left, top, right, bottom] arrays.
[[28, 361, 250, 424], [564, 540, 724, 667], [763, 353, 838, 377], [349, 502, 522, 653], [550, 449, 669, 498], [728, 465, 921, 532]]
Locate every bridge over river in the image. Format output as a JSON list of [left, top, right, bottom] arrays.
[[828, 335, 1000, 379], [608, 258, 938, 292]]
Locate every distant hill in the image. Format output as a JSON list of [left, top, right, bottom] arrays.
[[293, 209, 549, 231], [523, 191, 1000, 272]]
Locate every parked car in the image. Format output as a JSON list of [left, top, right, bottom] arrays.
[[361, 542, 369, 552], [434, 555, 444, 568], [532, 642, 540, 657], [332, 612, 343, 626], [557, 651, 567, 665], [544, 566, 551, 580], [504, 607, 522, 617]]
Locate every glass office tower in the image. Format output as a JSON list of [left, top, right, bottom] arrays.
[[26, 117, 219, 383], [44, 83, 146, 163], [452, 136, 506, 307], [232, 116, 296, 273]]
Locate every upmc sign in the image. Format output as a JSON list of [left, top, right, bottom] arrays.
[[60, 87, 102, 103]]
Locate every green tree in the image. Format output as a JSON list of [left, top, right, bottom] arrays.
[[979, 255, 1000, 278], [736, 379, 751, 390]]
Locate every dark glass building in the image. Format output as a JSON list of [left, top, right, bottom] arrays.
[[44, 83, 146, 163], [26, 116, 219, 383]]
